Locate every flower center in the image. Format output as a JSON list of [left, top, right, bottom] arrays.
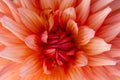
[[42, 26, 76, 66]]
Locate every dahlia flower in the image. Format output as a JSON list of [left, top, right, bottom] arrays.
[[0, 0, 120, 80]]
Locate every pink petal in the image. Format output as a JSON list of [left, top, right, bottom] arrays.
[[24, 35, 41, 51], [88, 54, 117, 66], [61, 7, 76, 26], [18, 8, 44, 34], [66, 19, 78, 37], [41, 31, 48, 43], [3, 0, 21, 23], [83, 37, 111, 55], [97, 23, 120, 42], [75, 26, 95, 46], [91, 0, 113, 13], [76, 0, 90, 25], [87, 7, 111, 31], [74, 51, 88, 67], [59, 0, 75, 11], [0, 16, 31, 41], [0, 45, 32, 62], [20, 54, 42, 77], [109, 0, 120, 12]]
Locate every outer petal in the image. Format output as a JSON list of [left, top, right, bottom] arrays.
[[0, 16, 31, 41], [109, 0, 120, 12], [75, 26, 95, 46], [91, 0, 113, 13], [87, 7, 111, 31], [88, 54, 117, 66], [76, 0, 90, 25], [83, 37, 111, 55], [0, 45, 32, 62], [18, 8, 44, 34], [97, 23, 120, 42]]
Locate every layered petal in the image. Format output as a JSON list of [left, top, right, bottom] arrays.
[[75, 26, 95, 46], [97, 23, 120, 42], [0, 16, 31, 40], [76, 0, 90, 25], [83, 37, 111, 55], [0, 45, 32, 62], [87, 7, 111, 31], [88, 54, 117, 66]]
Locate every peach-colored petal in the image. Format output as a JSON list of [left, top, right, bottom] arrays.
[[61, 7, 76, 26], [88, 54, 116, 66], [19, 0, 40, 14], [87, 7, 111, 31], [20, 54, 42, 77], [59, 0, 75, 11], [24, 35, 41, 51], [97, 23, 120, 42], [18, 8, 44, 34], [83, 37, 111, 55], [3, 0, 21, 23], [104, 13, 120, 24], [75, 26, 95, 46], [0, 16, 31, 40], [0, 45, 32, 62], [91, 0, 113, 13], [74, 51, 88, 67], [66, 19, 78, 37], [76, 0, 90, 25], [0, 62, 20, 80]]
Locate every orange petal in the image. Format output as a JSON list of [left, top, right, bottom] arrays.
[[0, 45, 32, 62], [3, 0, 21, 23], [0, 63, 20, 80], [18, 8, 44, 34], [88, 54, 116, 66], [97, 23, 120, 42], [20, 54, 42, 77], [87, 7, 111, 31], [0, 16, 31, 41], [83, 37, 111, 55], [61, 7, 76, 26], [66, 19, 78, 37], [91, 0, 113, 13], [24, 35, 41, 51], [59, 0, 75, 11], [75, 26, 95, 46], [76, 0, 90, 25], [74, 51, 88, 67]]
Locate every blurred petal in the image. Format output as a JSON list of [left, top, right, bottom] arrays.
[[109, 0, 120, 12], [87, 7, 111, 31], [83, 37, 111, 55]]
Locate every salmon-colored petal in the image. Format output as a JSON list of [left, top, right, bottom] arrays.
[[3, 0, 22, 23], [104, 13, 120, 24], [88, 54, 117, 66], [0, 16, 31, 41], [76, 0, 90, 25], [66, 67, 84, 80], [18, 8, 44, 34], [109, 0, 120, 12], [59, 0, 75, 11], [66, 19, 78, 37], [24, 35, 41, 51], [75, 26, 95, 46], [97, 23, 120, 42], [74, 51, 88, 67], [91, 0, 113, 13], [61, 7, 76, 26], [20, 54, 42, 77], [20, 0, 40, 14], [83, 37, 111, 55], [0, 45, 32, 62], [0, 62, 20, 80], [87, 7, 111, 31]]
